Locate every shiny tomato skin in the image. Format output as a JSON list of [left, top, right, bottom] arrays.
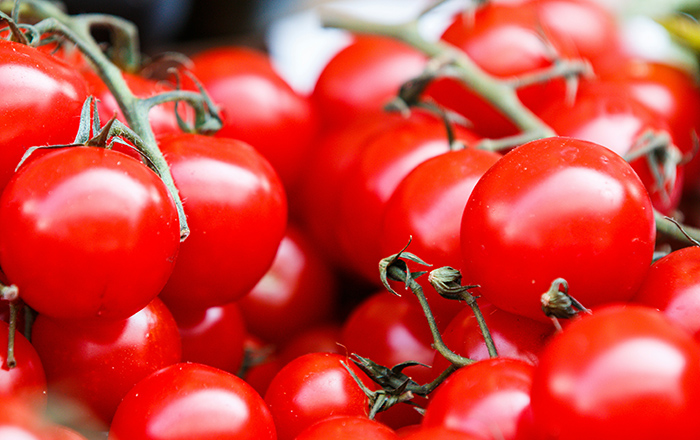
[[0, 40, 89, 194], [264, 352, 370, 440], [0, 147, 180, 320], [295, 416, 399, 440], [460, 137, 655, 321], [108, 362, 275, 440], [311, 35, 427, 128], [31, 298, 182, 426], [0, 321, 46, 412], [530, 304, 700, 440], [401, 426, 483, 440], [190, 47, 318, 190], [422, 358, 535, 440], [156, 133, 287, 312], [632, 246, 700, 339], [538, 81, 684, 215]]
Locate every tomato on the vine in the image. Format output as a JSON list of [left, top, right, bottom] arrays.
[[460, 137, 655, 321], [0, 320, 46, 412], [109, 362, 276, 440], [156, 133, 287, 313], [0, 147, 180, 320]]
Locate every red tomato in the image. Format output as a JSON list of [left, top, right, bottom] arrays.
[[0, 147, 180, 320], [336, 112, 479, 283], [311, 35, 427, 128], [31, 298, 182, 427], [238, 226, 339, 345], [264, 352, 371, 440], [0, 39, 89, 195], [379, 147, 500, 325], [171, 302, 246, 376], [401, 426, 483, 440], [295, 416, 399, 440], [0, 320, 46, 412], [530, 304, 700, 440], [460, 137, 655, 321], [341, 291, 435, 386], [431, 304, 554, 376], [422, 358, 535, 440], [538, 81, 684, 214], [632, 246, 700, 339], [189, 47, 319, 190], [156, 133, 287, 312], [109, 362, 275, 440]]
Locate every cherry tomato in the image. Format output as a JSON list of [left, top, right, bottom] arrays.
[[156, 133, 287, 313], [311, 35, 427, 128], [0, 39, 89, 195], [0, 147, 180, 320], [530, 304, 700, 440], [431, 303, 554, 376], [0, 320, 46, 412], [264, 352, 371, 440], [31, 298, 182, 427], [109, 362, 276, 440], [379, 147, 500, 325], [238, 226, 339, 345], [171, 301, 246, 376], [401, 426, 483, 440], [336, 112, 479, 283], [189, 46, 319, 190], [632, 246, 700, 339], [460, 137, 655, 321], [422, 358, 535, 440], [295, 416, 399, 440]]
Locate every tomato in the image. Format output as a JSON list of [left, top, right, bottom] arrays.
[[379, 147, 500, 326], [238, 226, 339, 345], [264, 352, 371, 440], [295, 416, 399, 440], [0, 39, 89, 195], [0, 147, 180, 320], [156, 133, 287, 313], [431, 304, 554, 377], [336, 112, 479, 283], [189, 47, 319, 190], [422, 358, 535, 440], [31, 298, 181, 427], [109, 362, 276, 440], [341, 291, 435, 386], [170, 301, 246, 376], [0, 320, 46, 412], [530, 304, 700, 440], [460, 137, 655, 321], [311, 35, 427, 128], [632, 246, 700, 339], [538, 81, 684, 214]]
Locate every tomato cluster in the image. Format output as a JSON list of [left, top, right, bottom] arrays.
[[3, 0, 700, 439]]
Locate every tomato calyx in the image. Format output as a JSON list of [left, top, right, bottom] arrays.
[[540, 278, 591, 332]]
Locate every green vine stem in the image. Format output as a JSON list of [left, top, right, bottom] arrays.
[[379, 251, 474, 369], [0, 0, 223, 241], [428, 266, 498, 358], [320, 6, 557, 148]]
